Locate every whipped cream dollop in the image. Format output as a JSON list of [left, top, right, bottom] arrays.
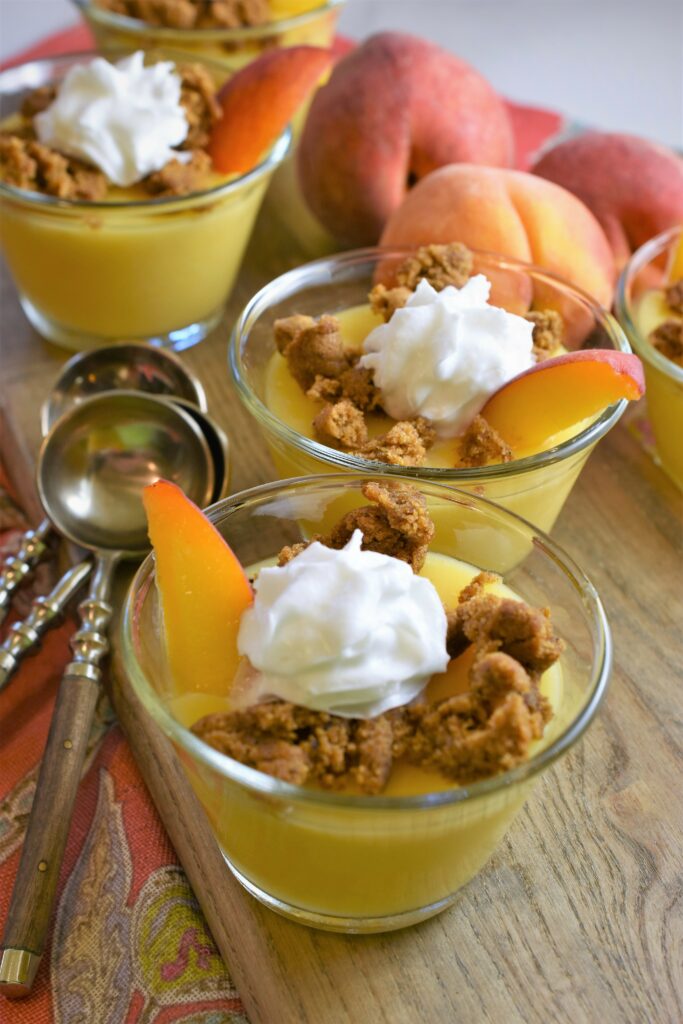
[[237, 530, 449, 719], [35, 51, 190, 187], [359, 275, 535, 436]]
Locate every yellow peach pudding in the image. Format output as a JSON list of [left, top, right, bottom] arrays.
[[0, 48, 336, 349], [616, 226, 683, 489], [121, 474, 612, 932], [74, 0, 344, 73], [230, 245, 643, 536]]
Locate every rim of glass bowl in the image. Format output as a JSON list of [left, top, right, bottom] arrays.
[[0, 51, 292, 211], [74, 0, 345, 39], [120, 472, 612, 812], [616, 225, 683, 385], [229, 246, 633, 483]]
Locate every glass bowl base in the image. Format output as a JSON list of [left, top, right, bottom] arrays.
[[19, 294, 223, 353], [224, 855, 464, 934]]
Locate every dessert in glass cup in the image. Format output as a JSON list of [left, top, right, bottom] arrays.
[[121, 472, 611, 933], [230, 244, 643, 533], [0, 50, 290, 350], [73, 0, 344, 71], [616, 225, 683, 489]]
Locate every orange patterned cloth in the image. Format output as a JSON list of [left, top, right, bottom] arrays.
[[0, 463, 247, 1022]]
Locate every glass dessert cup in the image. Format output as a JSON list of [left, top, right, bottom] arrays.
[[121, 473, 612, 934], [229, 248, 632, 535], [616, 225, 683, 490], [73, 0, 344, 72], [0, 53, 291, 352]]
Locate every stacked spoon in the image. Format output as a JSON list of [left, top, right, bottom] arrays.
[[0, 345, 229, 997]]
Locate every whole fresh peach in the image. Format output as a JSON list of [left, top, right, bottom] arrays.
[[297, 32, 514, 247], [531, 133, 683, 269], [380, 164, 616, 310]]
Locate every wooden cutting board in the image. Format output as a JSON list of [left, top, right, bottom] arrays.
[[2, 206, 682, 1024]]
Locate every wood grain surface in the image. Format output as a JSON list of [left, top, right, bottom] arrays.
[[2, 206, 682, 1024]]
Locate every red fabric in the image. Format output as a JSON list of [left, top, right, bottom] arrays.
[[0, 462, 245, 1022]]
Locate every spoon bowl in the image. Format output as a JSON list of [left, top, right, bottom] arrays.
[[162, 398, 231, 504], [37, 391, 214, 555], [40, 342, 207, 436]]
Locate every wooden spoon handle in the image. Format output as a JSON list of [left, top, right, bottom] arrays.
[[0, 670, 100, 996], [0, 577, 114, 998]]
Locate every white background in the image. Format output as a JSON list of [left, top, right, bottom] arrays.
[[1, 0, 682, 148]]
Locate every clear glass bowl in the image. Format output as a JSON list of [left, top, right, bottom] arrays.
[[615, 225, 683, 490], [229, 248, 632, 534], [0, 52, 290, 352], [73, 0, 344, 71], [120, 473, 612, 933]]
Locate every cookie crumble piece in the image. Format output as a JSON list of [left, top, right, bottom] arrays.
[[396, 243, 473, 292], [274, 314, 350, 391], [338, 364, 382, 412], [20, 85, 57, 119], [650, 320, 683, 367], [145, 149, 211, 197], [453, 591, 565, 676], [327, 479, 434, 572], [306, 375, 342, 402], [458, 415, 513, 468], [665, 278, 683, 315], [0, 135, 108, 199], [179, 62, 222, 150], [354, 421, 429, 467], [313, 398, 368, 450], [526, 309, 563, 359], [368, 283, 412, 322]]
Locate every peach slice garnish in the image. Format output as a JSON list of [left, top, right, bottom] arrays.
[[668, 232, 683, 283], [208, 46, 334, 174], [143, 480, 252, 696], [480, 350, 645, 456]]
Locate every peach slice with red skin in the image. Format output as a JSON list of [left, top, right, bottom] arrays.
[[208, 46, 334, 174], [143, 479, 252, 696], [480, 350, 645, 456]]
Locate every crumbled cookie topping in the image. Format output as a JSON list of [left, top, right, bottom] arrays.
[[354, 420, 430, 467], [0, 63, 220, 199], [178, 63, 222, 151], [276, 480, 434, 573], [97, 0, 270, 28], [192, 558, 562, 794], [526, 308, 563, 360], [20, 85, 57, 119], [305, 365, 382, 413], [368, 283, 413, 322], [145, 149, 212, 197], [665, 278, 683, 316], [275, 241, 567, 472], [0, 135, 108, 199], [338, 365, 382, 412], [327, 480, 435, 573], [313, 398, 368, 450], [274, 314, 351, 391], [446, 573, 564, 673], [650, 320, 683, 367], [396, 243, 474, 292], [458, 414, 513, 468]]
